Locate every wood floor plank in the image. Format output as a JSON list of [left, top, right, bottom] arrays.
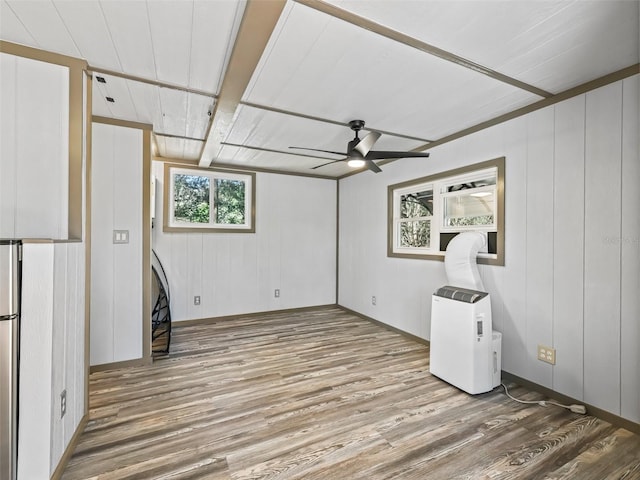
[[63, 306, 640, 479]]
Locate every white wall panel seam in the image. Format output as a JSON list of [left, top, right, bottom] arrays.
[[524, 123, 528, 378], [186, 3, 195, 90], [96, 2, 124, 72], [12, 58, 18, 235], [111, 126, 116, 361], [581, 93, 587, 403], [551, 107, 556, 389], [617, 82, 624, 416]]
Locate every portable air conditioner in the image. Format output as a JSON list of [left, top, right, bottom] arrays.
[[430, 286, 501, 395]]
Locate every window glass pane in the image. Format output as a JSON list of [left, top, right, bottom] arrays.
[[443, 191, 495, 227], [173, 174, 210, 224], [214, 178, 246, 225], [400, 220, 430, 248], [400, 189, 432, 218], [444, 175, 496, 193]]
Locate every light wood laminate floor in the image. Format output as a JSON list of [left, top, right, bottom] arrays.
[[63, 306, 640, 479]]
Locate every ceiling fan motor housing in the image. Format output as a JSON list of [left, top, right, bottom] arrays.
[[349, 119, 366, 132]]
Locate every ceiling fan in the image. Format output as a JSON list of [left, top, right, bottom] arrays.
[[289, 120, 430, 173]]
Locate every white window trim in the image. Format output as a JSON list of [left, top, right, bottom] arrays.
[[392, 183, 436, 255], [440, 184, 497, 233], [163, 163, 255, 233], [387, 157, 505, 266]]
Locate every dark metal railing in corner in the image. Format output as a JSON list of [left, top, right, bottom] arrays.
[[152, 249, 171, 354]]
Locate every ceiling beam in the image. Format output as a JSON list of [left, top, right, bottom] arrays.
[[241, 101, 434, 143], [87, 66, 216, 99], [221, 141, 344, 161], [295, 0, 553, 99], [199, 0, 287, 167]]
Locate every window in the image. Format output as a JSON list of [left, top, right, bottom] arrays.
[[163, 164, 255, 233], [388, 157, 504, 265], [395, 187, 433, 251]]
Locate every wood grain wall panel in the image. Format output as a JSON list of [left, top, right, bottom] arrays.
[[260, 172, 284, 310], [50, 242, 85, 473], [90, 123, 115, 365], [15, 57, 68, 239], [199, 233, 216, 313], [186, 234, 203, 318], [91, 122, 143, 365], [552, 95, 586, 400], [50, 243, 67, 469], [337, 182, 356, 306], [498, 117, 529, 377], [215, 235, 235, 315], [525, 107, 555, 387], [0, 53, 69, 239], [279, 176, 336, 308], [474, 125, 505, 335], [0, 53, 17, 235], [620, 75, 640, 423], [240, 236, 260, 313], [63, 244, 81, 455], [338, 177, 369, 314], [98, 1, 155, 80], [112, 127, 142, 361], [70, 242, 85, 424], [18, 243, 54, 480], [583, 82, 622, 414], [146, 1, 192, 87], [74, 243, 86, 422], [169, 233, 189, 319], [256, 175, 282, 310]]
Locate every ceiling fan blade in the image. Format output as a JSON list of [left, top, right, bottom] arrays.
[[365, 150, 430, 160], [366, 159, 382, 173], [289, 146, 346, 156], [353, 131, 381, 157], [312, 159, 343, 170]]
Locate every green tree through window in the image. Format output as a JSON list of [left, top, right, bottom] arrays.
[[214, 179, 245, 224], [173, 174, 210, 223], [166, 165, 254, 232]]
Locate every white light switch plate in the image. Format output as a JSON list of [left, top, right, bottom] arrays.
[[113, 230, 129, 244]]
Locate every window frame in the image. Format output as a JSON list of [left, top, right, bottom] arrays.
[[387, 157, 505, 266], [163, 163, 256, 233], [393, 184, 435, 254]]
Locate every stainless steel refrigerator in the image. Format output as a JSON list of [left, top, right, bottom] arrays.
[[0, 240, 20, 480]]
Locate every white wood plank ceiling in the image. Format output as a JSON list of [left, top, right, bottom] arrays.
[[1, 0, 638, 178]]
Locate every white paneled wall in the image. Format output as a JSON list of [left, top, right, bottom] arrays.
[[18, 243, 54, 480], [152, 163, 336, 321], [583, 82, 623, 414], [50, 241, 85, 473], [620, 76, 640, 422], [552, 95, 586, 401], [18, 241, 85, 480], [0, 52, 69, 239], [338, 75, 640, 423], [91, 122, 143, 365]]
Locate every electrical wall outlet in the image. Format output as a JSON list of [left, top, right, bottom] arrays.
[[60, 389, 67, 418], [537, 345, 556, 365], [194, 296, 201, 306], [372, 296, 377, 306], [274, 289, 280, 298]]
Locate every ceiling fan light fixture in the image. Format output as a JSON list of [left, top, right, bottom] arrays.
[[347, 159, 365, 168]]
